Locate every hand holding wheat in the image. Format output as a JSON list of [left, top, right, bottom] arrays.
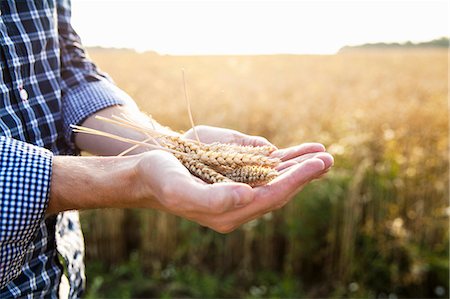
[[133, 141, 333, 233], [72, 115, 281, 187], [68, 71, 334, 232], [70, 110, 333, 232]]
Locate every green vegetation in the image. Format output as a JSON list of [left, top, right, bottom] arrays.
[[340, 37, 449, 51]]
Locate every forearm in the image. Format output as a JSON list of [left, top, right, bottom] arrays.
[[46, 154, 162, 215], [51, 104, 180, 214], [75, 105, 178, 156]]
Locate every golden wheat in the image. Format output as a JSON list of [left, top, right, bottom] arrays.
[[204, 143, 275, 156], [223, 165, 279, 187], [73, 116, 280, 186], [175, 154, 233, 184]]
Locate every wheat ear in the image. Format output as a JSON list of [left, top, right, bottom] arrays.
[[223, 166, 279, 187], [175, 154, 233, 184], [204, 143, 275, 156]]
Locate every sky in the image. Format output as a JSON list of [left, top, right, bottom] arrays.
[[71, 0, 449, 55]]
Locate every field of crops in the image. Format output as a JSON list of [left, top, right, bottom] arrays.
[[80, 48, 448, 298]]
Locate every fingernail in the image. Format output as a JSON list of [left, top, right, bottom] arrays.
[[317, 154, 334, 169]]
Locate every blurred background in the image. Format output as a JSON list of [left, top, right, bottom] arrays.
[[72, 0, 448, 298]]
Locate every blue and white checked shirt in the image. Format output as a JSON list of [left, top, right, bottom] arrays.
[[0, 1, 133, 297]]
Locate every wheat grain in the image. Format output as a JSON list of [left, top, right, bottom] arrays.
[[204, 143, 275, 156], [175, 154, 233, 184], [223, 165, 279, 187], [196, 150, 279, 168], [160, 135, 279, 167]]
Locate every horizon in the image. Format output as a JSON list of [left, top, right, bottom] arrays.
[[72, 0, 449, 55], [85, 36, 448, 56]]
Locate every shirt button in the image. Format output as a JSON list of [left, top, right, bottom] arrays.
[[20, 88, 29, 101]]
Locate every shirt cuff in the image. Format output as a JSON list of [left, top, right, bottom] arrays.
[[62, 79, 137, 150], [0, 136, 53, 288]]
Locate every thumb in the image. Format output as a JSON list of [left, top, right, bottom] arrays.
[[195, 183, 255, 214]]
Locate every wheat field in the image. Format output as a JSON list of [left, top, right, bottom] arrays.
[[81, 49, 448, 298]]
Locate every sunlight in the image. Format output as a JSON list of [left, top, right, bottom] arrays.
[[71, 0, 449, 55]]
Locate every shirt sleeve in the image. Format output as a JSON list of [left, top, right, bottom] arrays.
[[0, 136, 53, 288], [57, 0, 137, 150]]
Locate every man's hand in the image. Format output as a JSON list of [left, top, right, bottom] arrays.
[[51, 106, 333, 234], [133, 146, 332, 233], [133, 125, 333, 233]]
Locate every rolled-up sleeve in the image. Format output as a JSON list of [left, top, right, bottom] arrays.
[[57, 0, 137, 149], [0, 136, 53, 288]]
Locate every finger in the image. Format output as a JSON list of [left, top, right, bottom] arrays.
[[233, 134, 277, 149], [276, 152, 324, 171], [276, 160, 299, 172], [316, 169, 331, 179], [278, 163, 298, 175], [278, 152, 334, 171], [180, 181, 255, 215], [279, 162, 330, 178], [264, 158, 325, 193], [247, 136, 277, 148], [209, 158, 326, 228], [315, 152, 334, 169], [271, 143, 326, 161]]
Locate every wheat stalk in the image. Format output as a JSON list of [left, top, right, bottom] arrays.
[[73, 117, 280, 186], [73, 72, 280, 187]]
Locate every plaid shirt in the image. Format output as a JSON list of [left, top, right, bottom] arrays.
[[0, 1, 133, 297]]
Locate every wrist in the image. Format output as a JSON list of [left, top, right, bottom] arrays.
[[131, 151, 170, 210], [47, 155, 145, 214]]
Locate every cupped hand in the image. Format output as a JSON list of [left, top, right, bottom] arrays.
[[170, 142, 334, 232], [137, 125, 333, 233], [135, 150, 255, 216]]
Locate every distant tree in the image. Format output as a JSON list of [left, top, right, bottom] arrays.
[[339, 37, 449, 52]]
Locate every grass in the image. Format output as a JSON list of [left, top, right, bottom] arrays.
[[80, 48, 448, 298]]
